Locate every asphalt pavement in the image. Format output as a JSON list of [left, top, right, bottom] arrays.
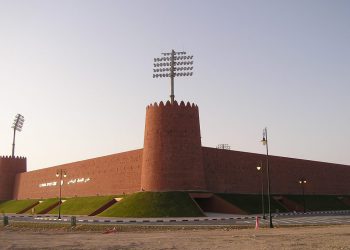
[[2, 210, 350, 227]]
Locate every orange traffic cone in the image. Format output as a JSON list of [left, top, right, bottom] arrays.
[[255, 216, 259, 230]]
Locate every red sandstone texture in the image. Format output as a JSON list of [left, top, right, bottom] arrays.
[[1, 101, 349, 200], [202, 147, 350, 195], [0, 156, 26, 200], [141, 101, 206, 191], [13, 150, 142, 199]]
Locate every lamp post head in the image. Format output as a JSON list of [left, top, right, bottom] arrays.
[[261, 137, 267, 145], [63, 173, 67, 178], [56, 172, 59, 177], [257, 166, 261, 171]]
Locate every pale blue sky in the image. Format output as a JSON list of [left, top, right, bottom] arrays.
[[1, 0, 349, 171]]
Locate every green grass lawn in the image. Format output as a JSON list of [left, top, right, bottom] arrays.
[[24, 198, 60, 214], [48, 195, 118, 215], [285, 195, 350, 211], [217, 193, 288, 214], [99, 191, 204, 218], [0, 199, 39, 214]]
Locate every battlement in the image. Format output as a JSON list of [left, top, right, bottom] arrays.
[[146, 100, 198, 111], [1, 155, 26, 160]]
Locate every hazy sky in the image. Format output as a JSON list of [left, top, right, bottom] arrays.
[[1, 0, 349, 171]]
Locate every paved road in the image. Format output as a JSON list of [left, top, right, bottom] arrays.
[[2, 210, 350, 227]]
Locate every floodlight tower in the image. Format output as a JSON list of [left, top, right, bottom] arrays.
[[11, 114, 24, 157], [153, 50, 194, 104]]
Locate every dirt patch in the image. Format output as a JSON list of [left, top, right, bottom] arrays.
[[1, 224, 350, 249]]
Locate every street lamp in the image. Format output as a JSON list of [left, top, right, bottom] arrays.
[[56, 169, 67, 220], [261, 127, 273, 228], [153, 50, 194, 104], [257, 162, 266, 219], [298, 178, 307, 213], [11, 114, 24, 157]]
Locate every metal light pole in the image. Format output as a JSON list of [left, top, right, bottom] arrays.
[[56, 169, 67, 220], [11, 114, 24, 157], [153, 50, 194, 104], [257, 162, 266, 219], [261, 127, 273, 228], [298, 179, 307, 213]]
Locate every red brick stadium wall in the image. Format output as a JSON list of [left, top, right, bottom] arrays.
[[7, 102, 350, 199], [0, 156, 26, 200], [202, 147, 350, 195], [141, 101, 206, 191], [13, 149, 142, 199]]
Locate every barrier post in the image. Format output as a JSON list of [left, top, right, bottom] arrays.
[[71, 216, 76, 227], [3, 216, 9, 226]]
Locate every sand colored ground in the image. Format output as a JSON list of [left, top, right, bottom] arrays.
[[1, 225, 350, 249]]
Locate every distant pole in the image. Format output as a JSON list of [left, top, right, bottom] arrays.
[[257, 162, 266, 219], [56, 169, 67, 220], [299, 179, 307, 213], [153, 49, 194, 104], [170, 50, 175, 104], [11, 114, 24, 157], [261, 127, 273, 228]]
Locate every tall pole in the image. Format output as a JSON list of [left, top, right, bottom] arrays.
[[262, 127, 273, 228], [56, 169, 66, 220], [12, 128, 16, 157], [170, 49, 175, 104], [261, 167, 266, 219], [299, 179, 307, 213], [58, 170, 62, 220], [257, 162, 266, 219], [302, 183, 305, 213]]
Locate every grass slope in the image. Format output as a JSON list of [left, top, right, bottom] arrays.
[[218, 194, 288, 214], [99, 192, 204, 218], [49, 195, 118, 215], [0, 199, 39, 213], [25, 198, 59, 214], [285, 195, 350, 211]]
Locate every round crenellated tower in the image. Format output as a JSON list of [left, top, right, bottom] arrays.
[[141, 100, 206, 191]]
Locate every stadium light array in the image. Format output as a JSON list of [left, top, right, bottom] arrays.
[[11, 113, 24, 157], [153, 49, 194, 104]]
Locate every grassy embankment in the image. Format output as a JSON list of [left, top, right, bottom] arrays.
[[99, 191, 204, 217], [25, 198, 59, 214], [0, 199, 39, 214], [49, 195, 118, 215]]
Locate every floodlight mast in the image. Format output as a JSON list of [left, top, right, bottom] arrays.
[[11, 114, 24, 157], [153, 49, 194, 104], [170, 50, 175, 103]]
